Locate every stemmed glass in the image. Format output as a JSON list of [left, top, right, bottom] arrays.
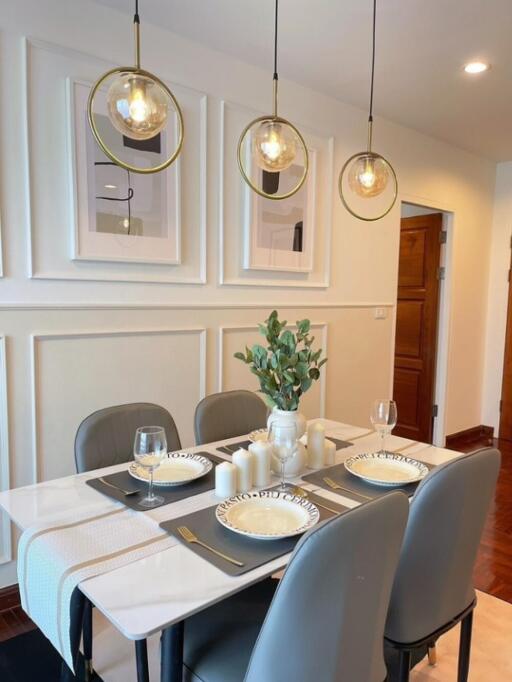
[[371, 399, 398, 455], [133, 426, 167, 508], [268, 420, 298, 492]]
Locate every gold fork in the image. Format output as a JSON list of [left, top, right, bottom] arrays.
[[177, 526, 244, 567], [323, 477, 373, 501]]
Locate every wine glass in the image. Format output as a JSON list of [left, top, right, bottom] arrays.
[[268, 420, 298, 492], [371, 400, 398, 455], [133, 426, 167, 508]]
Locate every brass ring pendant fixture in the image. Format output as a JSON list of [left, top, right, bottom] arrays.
[[339, 0, 398, 221], [87, 0, 184, 175], [237, 0, 309, 200]]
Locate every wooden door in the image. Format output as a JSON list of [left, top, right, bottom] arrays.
[[393, 213, 443, 442], [499, 249, 512, 440]]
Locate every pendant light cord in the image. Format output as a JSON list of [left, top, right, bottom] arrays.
[[272, 0, 279, 116], [273, 0, 279, 80], [133, 0, 141, 68], [134, 0, 139, 24], [368, 0, 376, 124]]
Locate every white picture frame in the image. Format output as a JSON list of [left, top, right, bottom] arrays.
[[242, 138, 317, 273], [68, 78, 181, 265]]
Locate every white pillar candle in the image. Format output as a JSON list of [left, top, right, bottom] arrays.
[[249, 441, 272, 487], [215, 462, 237, 498], [324, 439, 336, 466], [307, 422, 325, 469], [232, 448, 253, 493]]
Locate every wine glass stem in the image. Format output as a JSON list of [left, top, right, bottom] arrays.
[[281, 459, 286, 489], [148, 470, 154, 501], [380, 430, 386, 454]]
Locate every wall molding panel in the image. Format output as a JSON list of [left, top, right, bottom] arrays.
[[0, 302, 395, 311], [30, 328, 207, 482], [23, 37, 208, 285], [0, 337, 12, 565], [218, 323, 328, 418], [219, 100, 334, 289]]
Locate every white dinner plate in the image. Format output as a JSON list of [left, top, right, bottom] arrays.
[[344, 452, 429, 487], [248, 428, 268, 443], [216, 490, 319, 540], [128, 452, 213, 487]]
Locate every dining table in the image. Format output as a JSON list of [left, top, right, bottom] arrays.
[[0, 419, 462, 682]]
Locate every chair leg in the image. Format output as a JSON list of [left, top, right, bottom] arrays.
[[427, 644, 437, 666], [457, 611, 474, 682], [135, 639, 150, 682], [397, 649, 411, 682], [83, 599, 94, 681]]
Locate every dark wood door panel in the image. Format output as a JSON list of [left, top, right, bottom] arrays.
[[393, 213, 442, 443], [398, 229, 427, 287], [393, 368, 420, 429], [395, 300, 424, 358], [499, 247, 512, 440]]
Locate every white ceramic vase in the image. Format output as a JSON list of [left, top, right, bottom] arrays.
[[267, 408, 307, 478]]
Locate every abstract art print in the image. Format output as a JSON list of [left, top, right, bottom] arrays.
[[69, 79, 180, 264], [242, 139, 316, 272]]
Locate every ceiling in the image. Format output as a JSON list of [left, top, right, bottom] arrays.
[[92, 0, 512, 161]]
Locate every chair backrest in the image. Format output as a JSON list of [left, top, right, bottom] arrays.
[[194, 390, 268, 445], [385, 447, 500, 644], [244, 492, 409, 682], [74, 402, 181, 473]]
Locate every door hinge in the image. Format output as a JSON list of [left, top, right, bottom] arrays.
[[432, 404, 439, 418], [437, 267, 446, 280], [508, 269, 511, 283], [500, 399, 503, 413], [439, 231, 447, 244]]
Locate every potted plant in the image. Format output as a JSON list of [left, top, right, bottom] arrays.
[[235, 310, 327, 475]]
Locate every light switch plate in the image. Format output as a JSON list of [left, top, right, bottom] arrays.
[[374, 307, 387, 320]]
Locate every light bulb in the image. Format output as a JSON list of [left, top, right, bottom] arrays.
[[253, 120, 297, 172], [107, 73, 168, 141], [348, 154, 389, 198]]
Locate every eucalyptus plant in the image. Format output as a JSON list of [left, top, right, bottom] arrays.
[[234, 310, 327, 411]]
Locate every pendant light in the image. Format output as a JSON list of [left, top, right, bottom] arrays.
[[339, 0, 397, 220], [237, 0, 308, 200], [87, 0, 184, 174]]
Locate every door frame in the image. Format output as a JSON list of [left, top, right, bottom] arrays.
[[390, 194, 455, 447]]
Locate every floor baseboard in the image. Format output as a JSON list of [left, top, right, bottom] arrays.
[[0, 585, 21, 614], [445, 424, 494, 451]]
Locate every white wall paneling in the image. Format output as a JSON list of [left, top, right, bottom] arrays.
[[30, 328, 206, 482], [219, 100, 334, 288], [0, 336, 12, 565], [23, 37, 207, 284], [218, 323, 328, 419]]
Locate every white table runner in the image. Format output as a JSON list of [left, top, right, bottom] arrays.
[[17, 500, 176, 671]]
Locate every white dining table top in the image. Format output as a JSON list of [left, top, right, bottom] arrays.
[[0, 419, 461, 641]]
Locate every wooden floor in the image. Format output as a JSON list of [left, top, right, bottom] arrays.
[[0, 438, 511, 643], [473, 438, 512, 603]]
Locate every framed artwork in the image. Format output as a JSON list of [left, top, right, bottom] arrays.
[[242, 139, 317, 273], [68, 79, 181, 264]]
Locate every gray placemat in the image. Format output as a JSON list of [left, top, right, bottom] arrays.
[[217, 436, 351, 456], [86, 452, 224, 511], [217, 440, 252, 455], [302, 459, 435, 502], [159, 490, 348, 576]]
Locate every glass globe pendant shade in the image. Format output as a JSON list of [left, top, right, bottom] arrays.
[[347, 153, 389, 198], [253, 119, 297, 172], [107, 72, 168, 141]]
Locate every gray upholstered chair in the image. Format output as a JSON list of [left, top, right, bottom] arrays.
[[75, 402, 181, 473], [194, 390, 268, 445], [74, 402, 181, 681], [183, 492, 409, 682], [384, 447, 501, 682]]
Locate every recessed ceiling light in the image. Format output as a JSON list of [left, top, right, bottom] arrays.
[[104, 184, 117, 189], [464, 61, 490, 74]]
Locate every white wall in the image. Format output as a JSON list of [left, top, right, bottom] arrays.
[[0, 0, 497, 587], [482, 163, 512, 432]]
